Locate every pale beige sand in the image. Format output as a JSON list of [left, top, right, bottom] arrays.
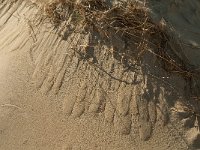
[[0, 0, 199, 150]]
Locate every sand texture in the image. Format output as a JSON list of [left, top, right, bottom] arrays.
[[0, 0, 200, 150]]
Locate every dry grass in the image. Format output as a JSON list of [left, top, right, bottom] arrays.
[[43, 0, 200, 100], [42, 0, 198, 77]]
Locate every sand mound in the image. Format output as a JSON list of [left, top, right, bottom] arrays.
[[0, 0, 200, 149]]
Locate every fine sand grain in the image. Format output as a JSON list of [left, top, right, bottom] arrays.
[[0, 0, 200, 150]]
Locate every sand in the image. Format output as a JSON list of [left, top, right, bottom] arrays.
[[0, 0, 200, 150], [149, 0, 200, 68]]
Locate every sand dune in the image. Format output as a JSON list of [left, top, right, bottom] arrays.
[[0, 0, 200, 149]]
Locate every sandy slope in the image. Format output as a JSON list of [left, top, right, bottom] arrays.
[[0, 0, 199, 150], [149, 0, 200, 68]]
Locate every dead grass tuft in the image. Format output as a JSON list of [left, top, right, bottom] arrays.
[[43, 0, 200, 102]]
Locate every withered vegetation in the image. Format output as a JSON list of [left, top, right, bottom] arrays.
[[43, 0, 200, 102], [43, 0, 199, 79]]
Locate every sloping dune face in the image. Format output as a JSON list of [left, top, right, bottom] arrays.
[[149, 0, 200, 67], [0, 0, 200, 150]]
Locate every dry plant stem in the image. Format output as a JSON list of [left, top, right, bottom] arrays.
[[1, 104, 22, 110]]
